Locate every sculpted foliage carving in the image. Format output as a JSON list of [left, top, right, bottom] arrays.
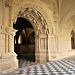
[[15, 7, 49, 35]]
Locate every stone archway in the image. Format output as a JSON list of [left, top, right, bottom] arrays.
[[13, 17, 36, 67], [0, 3, 52, 72], [13, 7, 49, 63]]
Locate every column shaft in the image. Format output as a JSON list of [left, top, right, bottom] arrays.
[[5, 34, 8, 53]]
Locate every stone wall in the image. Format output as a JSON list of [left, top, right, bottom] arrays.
[[0, 0, 75, 73]]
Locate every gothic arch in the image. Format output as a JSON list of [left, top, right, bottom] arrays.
[[14, 8, 49, 35], [13, 3, 54, 35], [13, 4, 50, 63]]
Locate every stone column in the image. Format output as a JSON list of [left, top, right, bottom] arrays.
[[47, 34, 52, 61], [12, 34, 15, 53], [9, 0, 14, 27], [9, 6, 13, 27], [0, 0, 18, 72], [38, 34, 48, 63], [5, 34, 8, 53], [0, 27, 18, 72], [0, 1, 3, 27], [35, 34, 40, 63], [48, 35, 57, 60], [8, 35, 12, 53]]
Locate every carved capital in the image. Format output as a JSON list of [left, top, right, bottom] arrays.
[[5, 27, 17, 35]]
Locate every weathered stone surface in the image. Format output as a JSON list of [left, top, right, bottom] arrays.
[[0, 0, 75, 73]]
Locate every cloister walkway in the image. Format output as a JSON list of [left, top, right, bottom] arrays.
[[3, 55, 75, 75]]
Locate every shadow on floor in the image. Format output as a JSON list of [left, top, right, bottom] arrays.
[[17, 55, 37, 68]]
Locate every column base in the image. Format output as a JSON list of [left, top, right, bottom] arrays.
[[0, 52, 18, 73], [35, 52, 48, 63]]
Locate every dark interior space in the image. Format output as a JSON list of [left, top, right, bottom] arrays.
[[13, 17, 35, 67], [71, 30, 75, 49]]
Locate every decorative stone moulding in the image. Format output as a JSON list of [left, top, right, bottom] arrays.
[[0, 26, 17, 35], [5, 27, 17, 35], [14, 7, 49, 35]]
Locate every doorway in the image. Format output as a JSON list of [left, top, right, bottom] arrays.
[[13, 17, 35, 68]]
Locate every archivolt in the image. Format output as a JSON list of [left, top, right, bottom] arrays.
[[13, 4, 52, 35]]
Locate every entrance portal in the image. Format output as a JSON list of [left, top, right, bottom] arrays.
[[13, 7, 49, 64], [13, 17, 35, 67]]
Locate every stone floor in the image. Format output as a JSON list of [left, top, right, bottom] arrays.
[[18, 56, 36, 68], [3, 55, 75, 75]]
